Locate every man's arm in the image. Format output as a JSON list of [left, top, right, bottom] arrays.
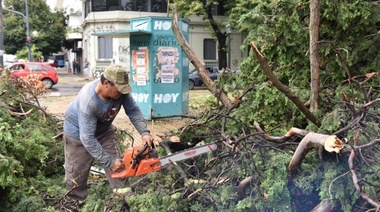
[[123, 94, 150, 135], [78, 105, 115, 168], [123, 94, 153, 145]]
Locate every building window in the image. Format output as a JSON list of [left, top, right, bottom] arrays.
[[203, 39, 217, 60], [92, 0, 107, 11], [151, 0, 167, 12], [98, 37, 113, 59], [85, 0, 168, 14], [124, 0, 148, 11], [84, 0, 226, 15]]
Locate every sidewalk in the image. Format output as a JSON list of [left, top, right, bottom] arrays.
[[40, 68, 146, 146]]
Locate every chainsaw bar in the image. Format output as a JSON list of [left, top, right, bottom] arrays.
[[159, 143, 217, 166]]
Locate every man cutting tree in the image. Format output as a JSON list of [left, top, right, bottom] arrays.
[[63, 64, 153, 201]]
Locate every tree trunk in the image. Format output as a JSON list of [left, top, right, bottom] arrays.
[[204, 3, 227, 70], [310, 0, 320, 111], [171, 5, 232, 109]]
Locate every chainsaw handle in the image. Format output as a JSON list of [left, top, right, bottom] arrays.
[[131, 143, 149, 169]]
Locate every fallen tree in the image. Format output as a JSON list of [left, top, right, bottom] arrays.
[[168, 4, 380, 211], [0, 72, 65, 210], [245, 20, 380, 208], [250, 42, 321, 127], [2, 4, 380, 211]]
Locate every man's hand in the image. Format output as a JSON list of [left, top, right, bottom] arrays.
[[111, 159, 125, 172], [142, 134, 153, 146]]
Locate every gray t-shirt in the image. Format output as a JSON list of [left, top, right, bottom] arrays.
[[64, 79, 149, 168]]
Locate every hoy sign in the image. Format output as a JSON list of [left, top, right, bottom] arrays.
[[132, 93, 180, 104]]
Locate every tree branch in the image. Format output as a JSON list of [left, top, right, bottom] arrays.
[[250, 41, 321, 126], [253, 121, 309, 143], [289, 133, 343, 178], [171, 5, 232, 109], [348, 150, 380, 208]]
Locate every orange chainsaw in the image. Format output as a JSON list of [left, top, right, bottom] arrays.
[[111, 142, 217, 178]]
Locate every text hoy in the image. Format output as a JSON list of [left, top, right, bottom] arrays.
[[132, 93, 181, 103]]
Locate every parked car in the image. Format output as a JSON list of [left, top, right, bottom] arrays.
[[49, 60, 59, 68], [7, 62, 59, 89], [189, 65, 220, 90]]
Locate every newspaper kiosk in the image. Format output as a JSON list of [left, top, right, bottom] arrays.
[[94, 17, 190, 120]]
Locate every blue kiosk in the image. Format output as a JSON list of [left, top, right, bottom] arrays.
[[94, 17, 190, 120]]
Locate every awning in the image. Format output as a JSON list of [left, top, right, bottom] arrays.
[[91, 29, 152, 38]]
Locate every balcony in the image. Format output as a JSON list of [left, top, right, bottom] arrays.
[[66, 27, 83, 40]]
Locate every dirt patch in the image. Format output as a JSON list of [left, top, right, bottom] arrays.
[[149, 88, 213, 137]]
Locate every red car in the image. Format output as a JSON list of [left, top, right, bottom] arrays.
[[7, 62, 59, 89], [49, 60, 59, 68]]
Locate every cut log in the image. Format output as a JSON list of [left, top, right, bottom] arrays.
[[289, 133, 344, 178], [236, 176, 254, 196]]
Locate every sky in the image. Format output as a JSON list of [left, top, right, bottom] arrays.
[[45, 0, 82, 13], [45, 0, 56, 11]]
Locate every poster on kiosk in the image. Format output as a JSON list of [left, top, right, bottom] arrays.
[[129, 17, 190, 120]]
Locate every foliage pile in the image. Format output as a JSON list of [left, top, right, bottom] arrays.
[[123, 69, 380, 211], [169, 0, 380, 211], [0, 72, 64, 210], [0, 73, 132, 211]]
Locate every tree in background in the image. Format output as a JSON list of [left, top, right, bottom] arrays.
[[15, 44, 43, 61], [3, 0, 66, 60], [229, 0, 380, 132], [173, 0, 232, 70]]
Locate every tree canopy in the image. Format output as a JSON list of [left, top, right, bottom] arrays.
[[230, 0, 380, 131], [3, 0, 66, 60], [173, 0, 232, 69]]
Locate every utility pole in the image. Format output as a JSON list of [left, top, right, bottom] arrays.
[[25, 0, 31, 62], [225, 23, 232, 70], [0, 0, 4, 69]]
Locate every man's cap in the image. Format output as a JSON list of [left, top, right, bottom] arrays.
[[103, 64, 132, 94]]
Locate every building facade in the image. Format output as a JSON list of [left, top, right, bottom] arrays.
[[64, 0, 83, 70], [65, 0, 245, 75]]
